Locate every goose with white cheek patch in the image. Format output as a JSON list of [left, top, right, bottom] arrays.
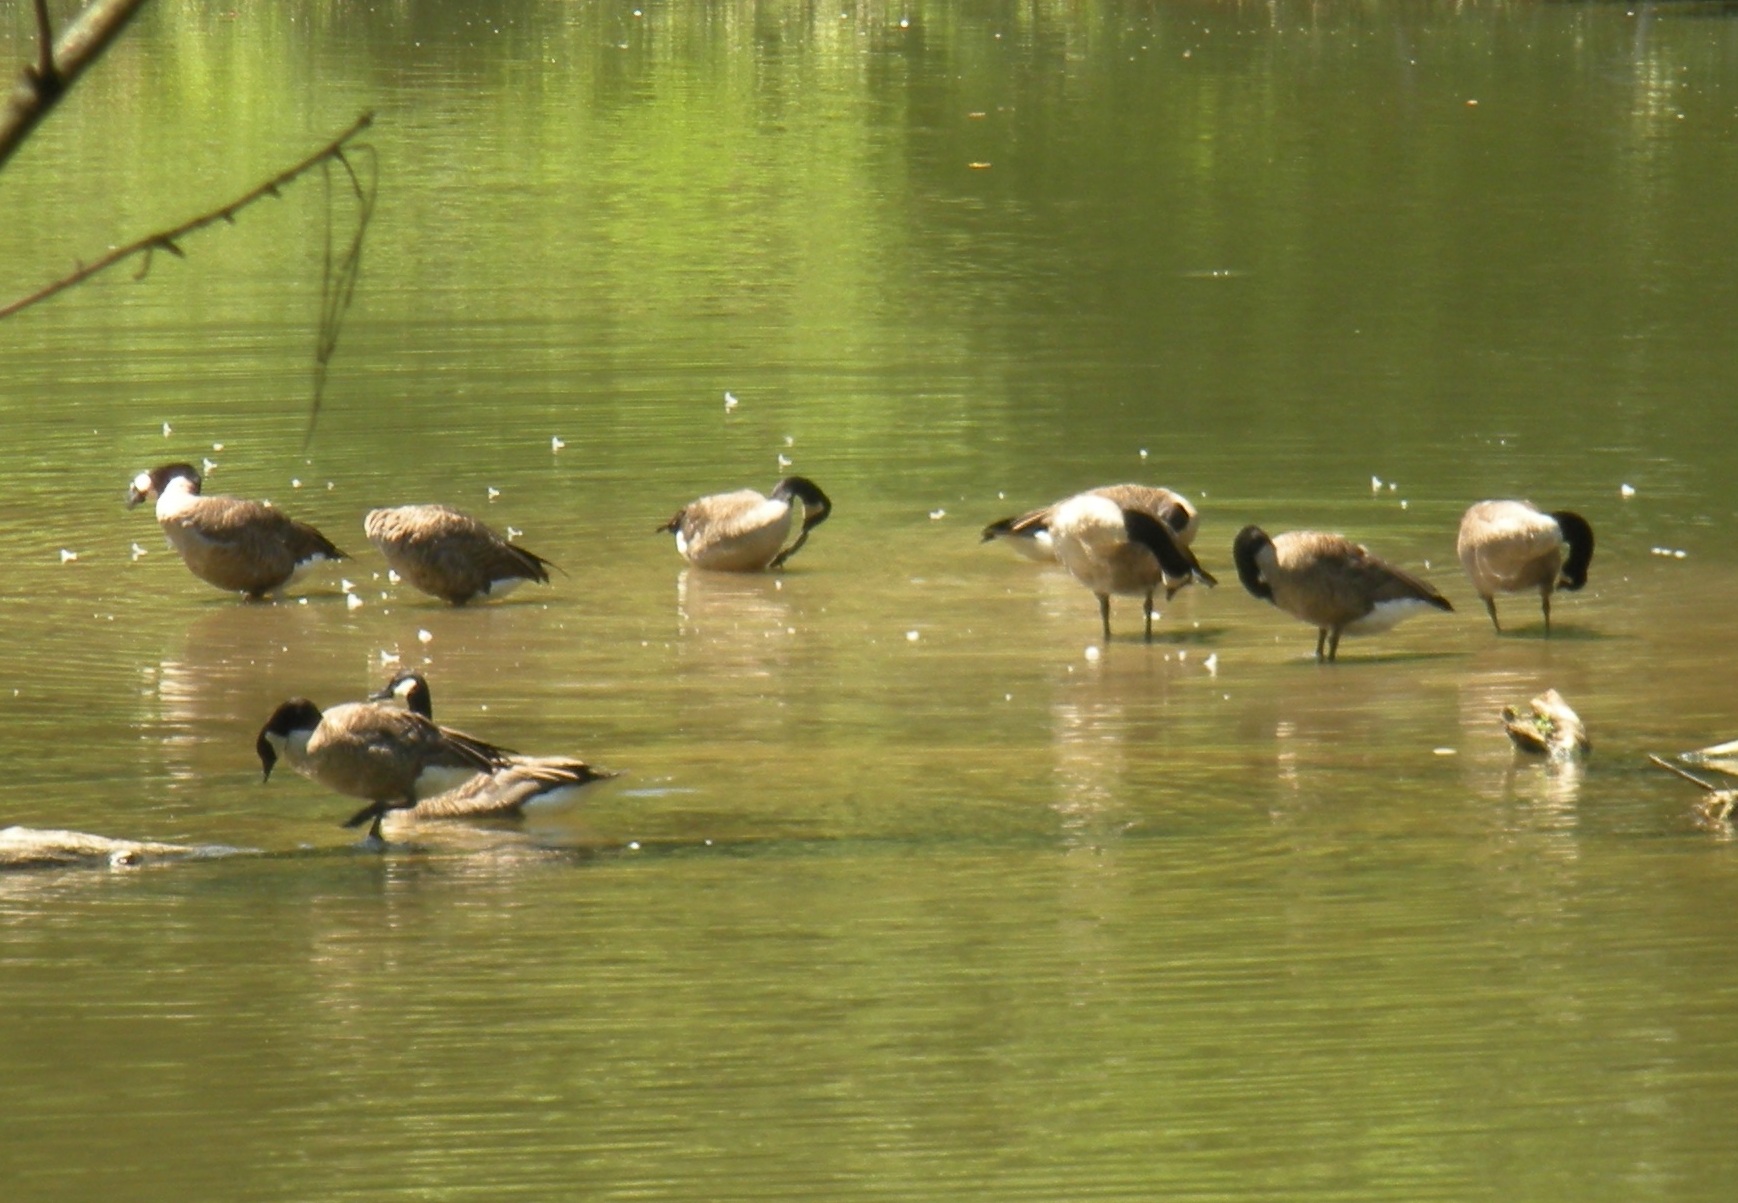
[[1456, 500, 1593, 635], [127, 463, 346, 599], [982, 483, 1199, 562], [368, 670, 617, 819], [1033, 491, 1217, 642], [364, 504, 555, 605], [659, 476, 831, 571], [1232, 526, 1454, 662], [256, 697, 514, 842]]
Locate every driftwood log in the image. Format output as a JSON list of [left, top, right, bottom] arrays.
[[0, 825, 242, 870]]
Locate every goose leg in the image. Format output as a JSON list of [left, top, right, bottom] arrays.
[[1315, 629, 1328, 660], [1326, 628, 1342, 662], [1483, 595, 1500, 632], [1098, 594, 1112, 643], [1143, 591, 1155, 642], [1541, 590, 1552, 637]]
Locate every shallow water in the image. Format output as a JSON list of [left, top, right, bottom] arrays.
[[3, 2, 1738, 1200]]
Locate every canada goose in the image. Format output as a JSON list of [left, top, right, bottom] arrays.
[[368, 670, 616, 818], [256, 697, 514, 840], [982, 484, 1200, 562], [364, 504, 555, 605], [658, 476, 832, 571], [127, 463, 346, 599], [1232, 526, 1454, 661], [1456, 500, 1594, 634], [1023, 491, 1217, 641]]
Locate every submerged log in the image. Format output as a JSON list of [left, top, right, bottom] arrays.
[[1501, 689, 1589, 761], [0, 825, 241, 870], [1646, 755, 1737, 827]]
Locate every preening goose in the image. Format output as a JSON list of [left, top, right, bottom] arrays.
[[1232, 526, 1453, 661], [364, 503, 555, 605], [369, 670, 616, 818], [127, 463, 345, 599], [1456, 500, 1593, 634], [256, 697, 514, 840], [659, 476, 832, 571], [981, 483, 1199, 562], [1026, 490, 1217, 641]]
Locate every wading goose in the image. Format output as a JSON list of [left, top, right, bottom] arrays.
[[364, 504, 555, 605], [1456, 500, 1593, 634], [368, 670, 616, 818], [1232, 526, 1454, 661], [256, 697, 514, 840], [1024, 490, 1217, 641], [659, 476, 832, 571], [127, 463, 346, 599], [982, 483, 1199, 562]]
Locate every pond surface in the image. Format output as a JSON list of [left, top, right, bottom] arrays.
[[3, 2, 1738, 1199]]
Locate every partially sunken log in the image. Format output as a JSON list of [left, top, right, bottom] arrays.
[[0, 825, 239, 871], [1501, 689, 1589, 760]]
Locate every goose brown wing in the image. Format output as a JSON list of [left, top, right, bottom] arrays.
[[368, 505, 550, 600], [173, 497, 341, 593], [680, 489, 776, 541], [409, 758, 614, 819], [1346, 542, 1454, 610]]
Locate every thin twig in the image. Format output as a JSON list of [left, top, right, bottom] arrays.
[[304, 140, 378, 447], [1646, 754, 1720, 792], [0, 111, 374, 321], [2, 0, 150, 169], [33, 0, 58, 85]]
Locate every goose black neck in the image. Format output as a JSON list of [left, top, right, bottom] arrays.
[[772, 476, 832, 529], [1232, 526, 1274, 601], [1123, 508, 1211, 585], [1552, 511, 1595, 590]]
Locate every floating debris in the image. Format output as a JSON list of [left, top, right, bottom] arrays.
[[1648, 755, 1737, 827], [929, 509, 946, 520], [487, 486, 501, 501], [1649, 547, 1688, 559], [551, 436, 566, 451], [345, 592, 364, 611], [1620, 483, 1637, 499], [58, 549, 78, 564], [161, 422, 173, 437], [1501, 689, 1589, 760], [725, 391, 739, 412], [417, 628, 434, 644], [2, 826, 243, 871], [1678, 739, 1738, 781], [130, 542, 148, 561]]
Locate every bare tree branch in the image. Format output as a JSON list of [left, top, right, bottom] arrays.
[[33, 0, 57, 86], [0, 111, 374, 321], [2, 0, 152, 170]]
